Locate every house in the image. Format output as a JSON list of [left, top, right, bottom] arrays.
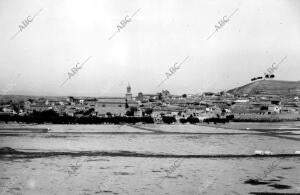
[[28, 102, 52, 112], [46, 100, 65, 106], [84, 98, 98, 106], [268, 105, 281, 114], [66, 96, 81, 104], [202, 92, 215, 97], [234, 99, 249, 103], [231, 101, 270, 114], [134, 108, 143, 117], [1, 107, 16, 115], [136, 92, 144, 102], [65, 107, 76, 117], [95, 98, 127, 116], [142, 94, 160, 102], [151, 105, 184, 118]]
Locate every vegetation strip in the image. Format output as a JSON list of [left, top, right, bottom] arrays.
[[1, 148, 300, 159], [1, 132, 292, 136]]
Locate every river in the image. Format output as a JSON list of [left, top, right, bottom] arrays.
[[0, 123, 299, 194]]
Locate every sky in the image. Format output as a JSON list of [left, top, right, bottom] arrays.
[[0, 0, 300, 97]]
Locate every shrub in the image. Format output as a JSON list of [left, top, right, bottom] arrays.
[[162, 116, 176, 124]]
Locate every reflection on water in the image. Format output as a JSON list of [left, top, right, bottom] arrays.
[[0, 123, 300, 194]]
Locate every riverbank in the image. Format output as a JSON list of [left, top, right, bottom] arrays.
[[2, 121, 300, 134]]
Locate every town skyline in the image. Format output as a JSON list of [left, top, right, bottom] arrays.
[[1, 78, 300, 99]]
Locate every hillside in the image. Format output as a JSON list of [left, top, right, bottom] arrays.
[[227, 80, 300, 96]]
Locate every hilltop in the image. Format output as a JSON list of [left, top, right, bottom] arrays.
[[227, 80, 300, 97]]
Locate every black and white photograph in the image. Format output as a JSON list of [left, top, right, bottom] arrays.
[[0, 0, 300, 194]]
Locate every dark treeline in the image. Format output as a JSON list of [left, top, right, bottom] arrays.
[[203, 117, 229, 124], [161, 116, 177, 124], [0, 110, 233, 124], [179, 117, 200, 124], [203, 115, 234, 124], [0, 110, 154, 124]]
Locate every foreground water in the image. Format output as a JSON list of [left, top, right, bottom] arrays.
[[0, 123, 299, 194]]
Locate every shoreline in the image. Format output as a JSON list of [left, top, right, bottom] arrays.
[[2, 118, 300, 126], [1, 147, 300, 159]]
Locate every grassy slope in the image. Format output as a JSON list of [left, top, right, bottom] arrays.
[[227, 80, 300, 96]]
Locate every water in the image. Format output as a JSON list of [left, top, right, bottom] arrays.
[[0, 123, 300, 194]]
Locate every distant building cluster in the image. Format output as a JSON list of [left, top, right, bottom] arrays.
[[1, 84, 300, 122]]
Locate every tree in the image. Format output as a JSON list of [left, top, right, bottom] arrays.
[[12, 103, 21, 112], [125, 107, 137, 116], [162, 116, 176, 124], [179, 118, 187, 123], [182, 94, 187, 98], [144, 108, 153, 116], [158, 93, 163, 100], [187, 116, 200, 124], [83, 108, 95, 116], [260, 106, 268, 111]]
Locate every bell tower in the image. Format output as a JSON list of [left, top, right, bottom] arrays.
[[126, 83, 132, 101]]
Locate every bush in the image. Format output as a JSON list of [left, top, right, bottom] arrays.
[[226, 115, 234, 120], [203, 117, 229, 124], [179, 118, 187, 124], [162, 116, 176, 124], [187, 117, 200, 124]]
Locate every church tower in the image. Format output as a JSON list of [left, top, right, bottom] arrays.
[[126, 84, 132, 101]]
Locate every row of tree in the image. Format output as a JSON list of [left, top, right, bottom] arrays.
[[251, 74, 275, 82], [0, 110, 233, 124], [0, 110, 154, 124]]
